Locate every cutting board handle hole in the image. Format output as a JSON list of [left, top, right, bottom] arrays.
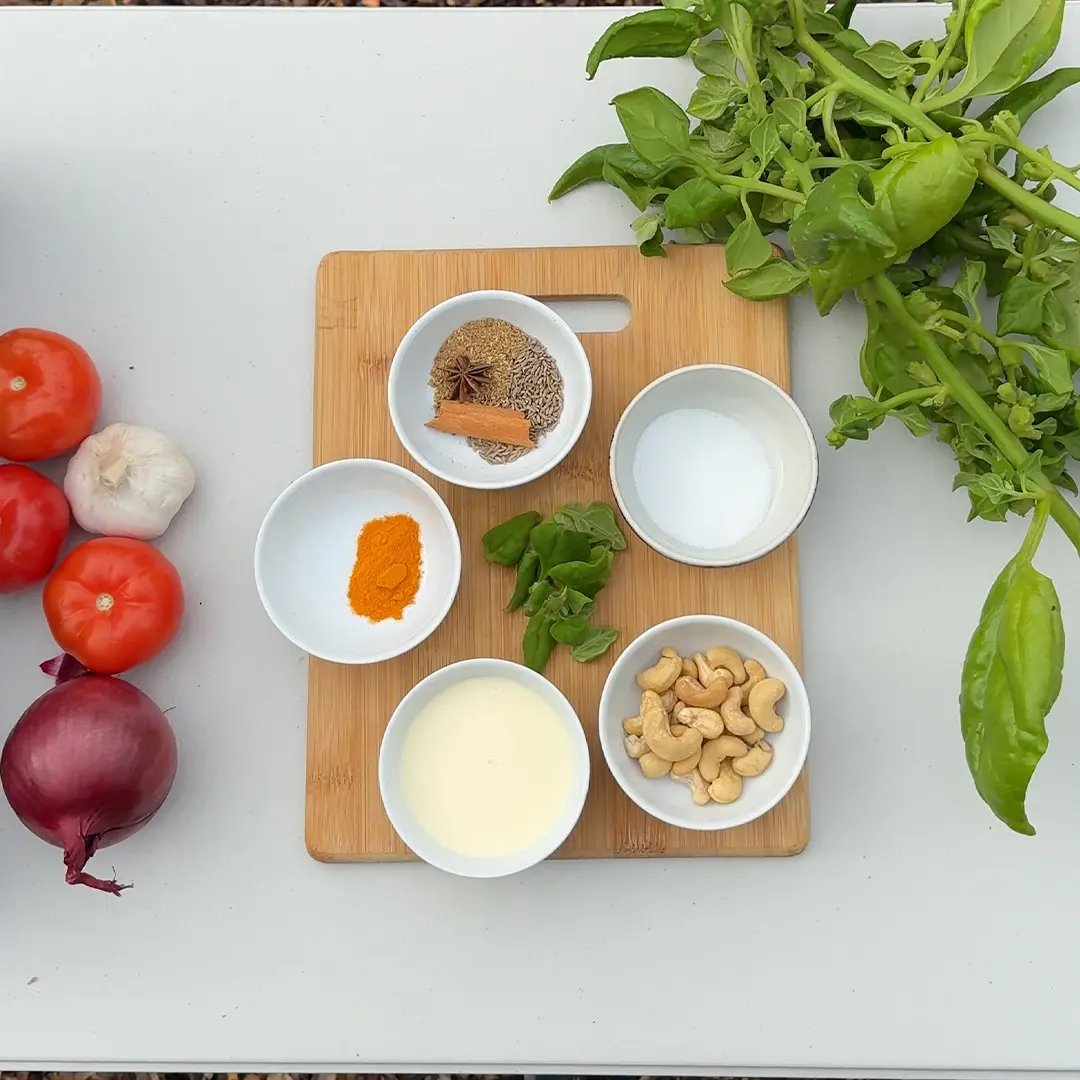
[[534, 295, 630, 334]]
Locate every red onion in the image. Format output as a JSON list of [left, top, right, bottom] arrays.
[[1, 674, 177, 894]]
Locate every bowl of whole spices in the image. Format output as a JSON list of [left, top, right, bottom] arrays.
[[388, 291, 592, 490]]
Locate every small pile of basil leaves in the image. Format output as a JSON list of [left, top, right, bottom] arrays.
[[482, 503, 625, 672]]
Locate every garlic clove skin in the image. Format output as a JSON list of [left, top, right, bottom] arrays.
[[64, 423, 196, 541]]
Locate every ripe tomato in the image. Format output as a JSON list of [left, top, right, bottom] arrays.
[[0, 464, 70, 593], [0, 328, 102, 462], [43, 538, 184, 674]]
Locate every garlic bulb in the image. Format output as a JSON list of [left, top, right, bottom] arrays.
[[64, 423, 195, 540]]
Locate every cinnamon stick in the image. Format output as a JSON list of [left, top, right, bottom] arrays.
[[427, 401, 534, 448]]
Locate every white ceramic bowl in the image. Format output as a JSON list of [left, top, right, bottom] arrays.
[[610, 364, 818, 567], [379, 658, 590, 877], [599, 615, 810, 832], [254, 458, 461, 665], [388, 290, 592, 490]]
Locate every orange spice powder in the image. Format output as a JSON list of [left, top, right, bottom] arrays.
[[347, 513, 422, 622]]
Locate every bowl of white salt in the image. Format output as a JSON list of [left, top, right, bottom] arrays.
[[609, 365, 817, 567]]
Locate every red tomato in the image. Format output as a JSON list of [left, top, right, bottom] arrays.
[[43, 538, 184, 674], [0, 328, 102, 462], [0, 464, 70, 593]]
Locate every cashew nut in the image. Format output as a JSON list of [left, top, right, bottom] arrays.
[[640, 751, 673, 778], [719, 685, 756, 737], [624, 733, 649, 759], [671, 747, 702, 776], [669, 722, 689, 736], [681, 655, 697, 677], [707, 760, 743, 804], [672, 768, 711, 805], [659, 688, 677, 713], [623, 714, 644, 737], [643, 699, 703, 762], [707, 646, 746, 685], [674, 674, 730, 709], [742, 726, 767, 746], [743, 659, 767, 692], [732, 740, 773, 777], [692, 652, 730, 688], [748, 678, 786, 733], [661, 646, 680, 659], [636, 653, 682, 693], [698, 735, 750, 781], [678, 706, 724, 740]]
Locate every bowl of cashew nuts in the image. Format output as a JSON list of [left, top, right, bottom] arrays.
[[598, 614, 810, 831]]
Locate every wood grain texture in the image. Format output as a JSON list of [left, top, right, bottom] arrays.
[[308, 245, 809, 861]]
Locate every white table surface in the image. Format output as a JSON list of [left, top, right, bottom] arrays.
[[2, 3, 1080, 1074]]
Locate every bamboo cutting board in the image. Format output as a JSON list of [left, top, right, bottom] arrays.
[[308, 245, 809, 861]]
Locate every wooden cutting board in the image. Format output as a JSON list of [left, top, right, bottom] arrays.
[[307, 245, 809, 861]]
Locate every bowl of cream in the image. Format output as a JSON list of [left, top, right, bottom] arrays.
[[378, 658, 590, 877], [609, 365, 818, 567]]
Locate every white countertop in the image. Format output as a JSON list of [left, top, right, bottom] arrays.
[[2, 3, 1080, 1073]]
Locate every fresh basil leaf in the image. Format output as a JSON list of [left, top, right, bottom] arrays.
[[1024, 342, 1074, 395], [689, 38, 738, 77], [688, 75, 743, 120], [663, 176, 738, 229], [551, 615, 590, 647], [930, 0, 1064, 109], [702, 124, 744, 159], [531, 524, 592, 578], [506, 546, 540, 612], [997, 275, 1051, 336], [893, 403, 932, 436], [570, 626, 619, 663], [961, 518, 1063, 835], [482, 510, 542, 566], [613, 87, 693, 169], [854, 39, 917, 80], [829, 0, 860, 29], [773, 97, 807, 139], [548, 546, 614, 597], [986, 224, 1020, 255], [806, 8, 844, 35], [955, 260, 987, 311], [725, 257, 809, 300], [725, 211, 772, 273], [632, 211, 666, 257], [523, 579, 551, 617], [549, 145, 620, 201], [602, 160, 659, 212], [553, 502, 627, 550], [522, 612, 558, 672], [749, 115, 781, 170], [766, 46, 803, 97], [586, 8, 708, 79]]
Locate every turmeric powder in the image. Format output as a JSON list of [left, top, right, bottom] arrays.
[[348, 513, 421, 622]]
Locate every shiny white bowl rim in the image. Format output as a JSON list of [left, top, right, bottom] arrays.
[[609, 364, 819, 567]]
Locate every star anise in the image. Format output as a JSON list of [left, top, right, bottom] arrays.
[[446, 353, 491, 401]]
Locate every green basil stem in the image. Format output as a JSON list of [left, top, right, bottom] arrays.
[[790, 1, 1080, 242], [1020, 496, 1052, 565], [987, 131, 1080, 197], [691, 154, 806, 203], [910, 0, 969, 107], [870, 273, 1080, 555]]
